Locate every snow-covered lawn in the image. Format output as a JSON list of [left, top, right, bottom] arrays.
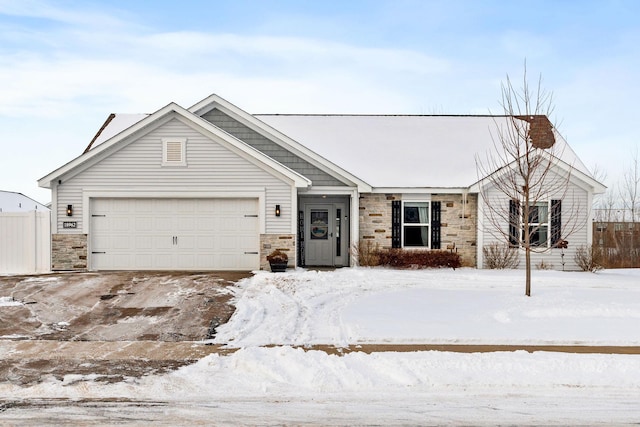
[[2, 268, 640, 425], [213, 268, 640, 347]]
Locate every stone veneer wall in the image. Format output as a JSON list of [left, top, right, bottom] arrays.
[[358, 193, 399, 250], [260, 234, 296, 270], [435, 193, 478, 267], [358, 193, 478, 267], [52, 234, 87, 271]]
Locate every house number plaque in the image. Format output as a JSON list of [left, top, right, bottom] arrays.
[[63, 221, 77, 229]]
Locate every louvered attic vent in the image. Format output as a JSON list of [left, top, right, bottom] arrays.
[[162, 138, 187, 166]]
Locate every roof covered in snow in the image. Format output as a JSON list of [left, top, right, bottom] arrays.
[[0, 191, 49, 212], [85, 113, 149, 152], [83, 105, 594, 189], [256, 114, 592, 188]]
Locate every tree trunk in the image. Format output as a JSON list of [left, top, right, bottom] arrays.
[[525, 247, 531, 296]]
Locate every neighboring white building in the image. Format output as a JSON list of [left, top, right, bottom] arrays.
[[38, 94, 605, 272], [0, 191, 49, 213]]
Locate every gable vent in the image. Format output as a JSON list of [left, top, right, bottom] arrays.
[[162, 138, 187, 166], [166, 141, 183, 162]]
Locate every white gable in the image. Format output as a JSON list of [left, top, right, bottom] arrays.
[[256, 115, 593, 189]]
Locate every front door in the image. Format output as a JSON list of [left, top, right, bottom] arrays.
[[304, 203, 346, 266]]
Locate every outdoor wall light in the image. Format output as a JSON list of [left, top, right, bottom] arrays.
[[275, 204, 281, 217], [66, 204, 73, 216]]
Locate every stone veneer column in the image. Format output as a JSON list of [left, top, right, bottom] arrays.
[[358, 194, 399, 250], [260, 234, 296, 270], [51, 234, 87, 271]]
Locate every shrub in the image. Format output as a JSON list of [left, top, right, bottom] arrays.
[[376, 249, 461, 269], [353, 240, 381, 267], [574, 245, 604, 272], [482, 243, 520, 269]]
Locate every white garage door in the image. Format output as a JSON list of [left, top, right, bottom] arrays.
[[91, 198, 259, 270]]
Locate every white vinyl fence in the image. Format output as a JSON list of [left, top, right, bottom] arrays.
[[0, 211, 50, 274]]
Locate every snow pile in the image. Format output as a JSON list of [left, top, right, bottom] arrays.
[[213, 268, 640, 347], [0, 296, 22, 307]]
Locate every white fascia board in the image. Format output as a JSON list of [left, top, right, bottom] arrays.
[[189, 94, 372, 192], [371, 187, 472, 194], [298, 186, 359, 196]]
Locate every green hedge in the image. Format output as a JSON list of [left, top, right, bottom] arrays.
[[376, 249, 461, 269]]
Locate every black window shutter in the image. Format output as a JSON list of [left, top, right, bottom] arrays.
[[431, 201, 441, 249], [391, 200, 401, 248], [551, 199, 562, 246], [509, 199, 520, 247]]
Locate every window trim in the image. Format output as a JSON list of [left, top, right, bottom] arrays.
[[525, 200, 550, 248], [162, 138, 187, 167], [401, 200, 431, 248]]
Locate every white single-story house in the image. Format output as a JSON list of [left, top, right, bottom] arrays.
[[38, 94, 605, 271]]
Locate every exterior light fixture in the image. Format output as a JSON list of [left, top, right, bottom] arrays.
[[275, 205, 281, 217], [66, 205, 73, 216]]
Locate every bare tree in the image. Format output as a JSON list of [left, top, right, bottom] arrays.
[[620, 148, 640, 222], [477, 67, 581, 296]]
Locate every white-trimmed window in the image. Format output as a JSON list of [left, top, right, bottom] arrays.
[[162, 138, 187, 166], [402, 201, 430, 247], [526, 201, 549, 247], [509, 199, 562, 248]]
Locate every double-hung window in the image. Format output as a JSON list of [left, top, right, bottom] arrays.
[[392, 199, 441, 249], [509, 199, 562, 248], [403, 202, 430, 247], [527, 202, 549, 247]]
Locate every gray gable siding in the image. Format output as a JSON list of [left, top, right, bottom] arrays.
[[202, 109, 346, 187]]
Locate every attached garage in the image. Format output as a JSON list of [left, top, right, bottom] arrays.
[[90, 198, 259, 270]]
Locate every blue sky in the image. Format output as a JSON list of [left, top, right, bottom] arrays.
[[1, 0, 638, 203]]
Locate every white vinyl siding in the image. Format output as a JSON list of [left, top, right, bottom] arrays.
[[55, 117, 294, 234], [480, 168, 589, 271]]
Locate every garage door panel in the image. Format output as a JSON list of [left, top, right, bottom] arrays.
[[91, 198, 259, 270]]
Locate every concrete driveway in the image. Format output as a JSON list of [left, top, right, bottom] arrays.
[[0, 271, 250, 384]]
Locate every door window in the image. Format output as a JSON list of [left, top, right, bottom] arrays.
[[310, 210, 329, 240]]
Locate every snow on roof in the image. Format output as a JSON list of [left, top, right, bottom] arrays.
[[256, 114, 593, 188], [0, 191, 49, 212], [87, 113, 149, 151], [82, 108, 593, 189]]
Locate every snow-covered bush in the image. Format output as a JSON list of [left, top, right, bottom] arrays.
[[482, 243, 520, 269], [574, 245, 604, 272]]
